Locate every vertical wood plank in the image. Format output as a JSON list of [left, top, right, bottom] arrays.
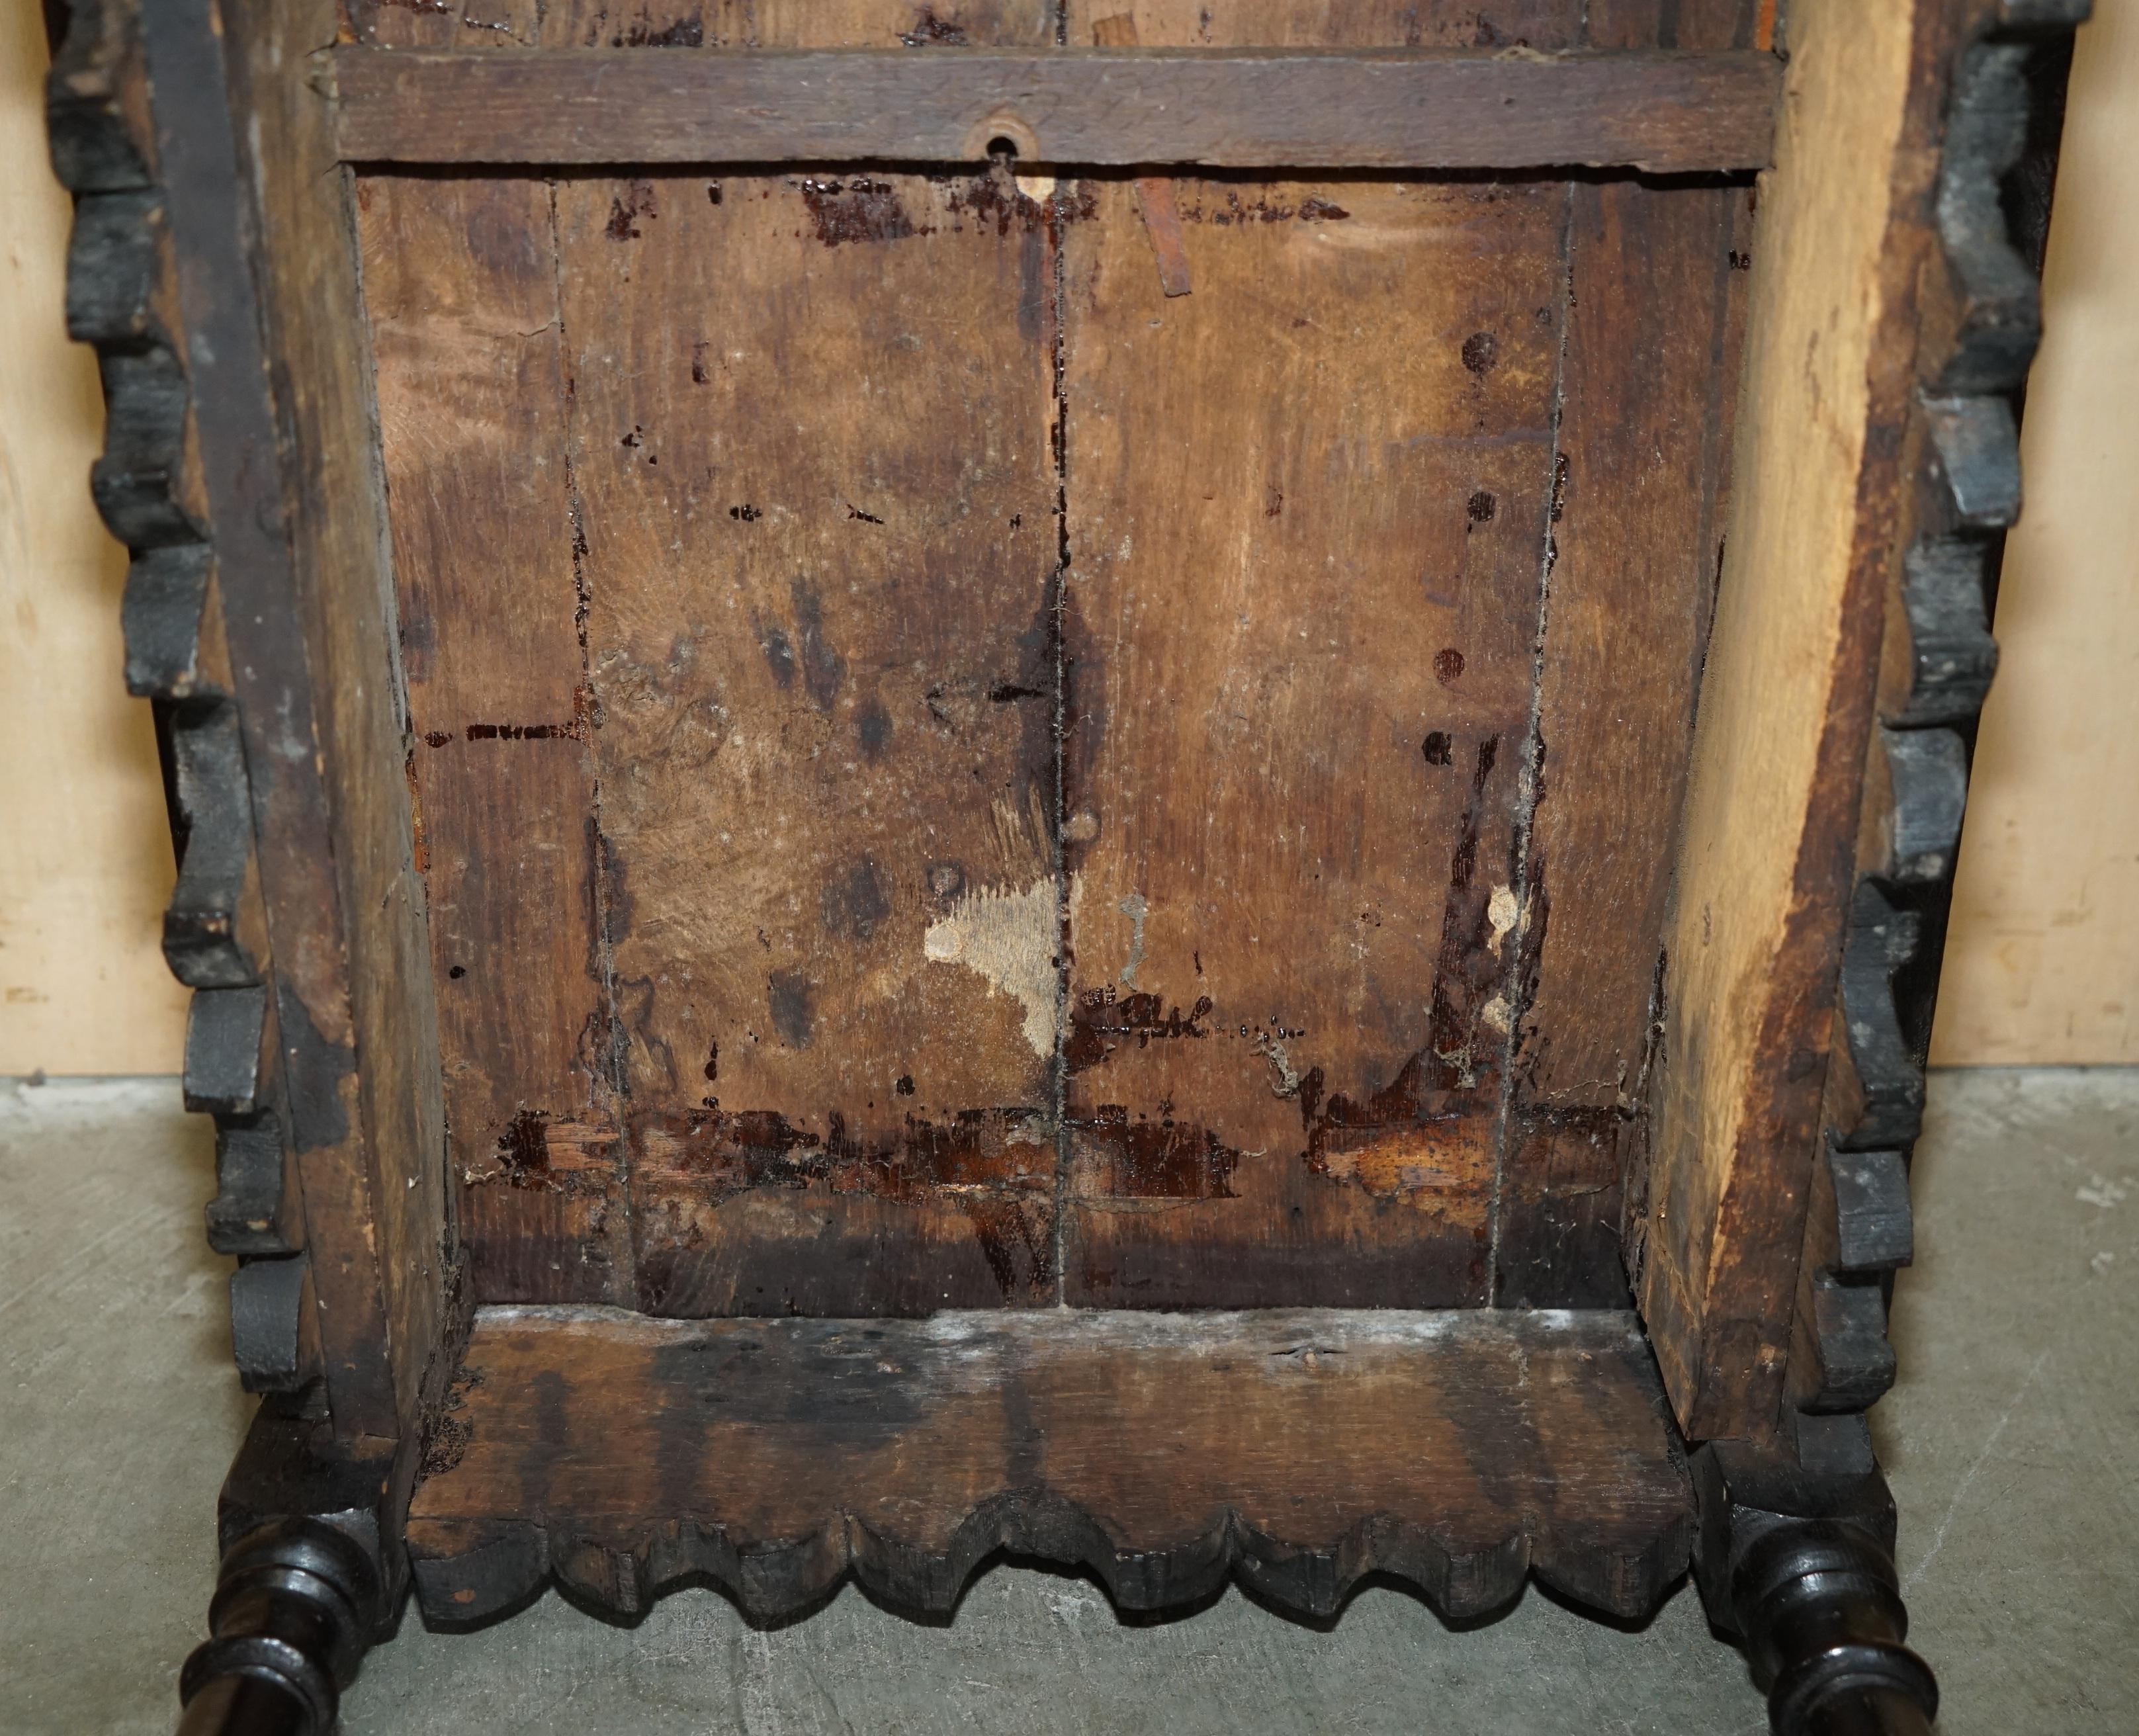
[[157, 0, 453, 1435], [1057, 0, 1581, 1307], [548, 0, 1061, 1314], [1493, 0, 1756, 1307], [358, 173, 621, 1305], [1634, 0, 1951, 1439]]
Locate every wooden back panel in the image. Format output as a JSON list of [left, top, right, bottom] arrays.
[[359, 0, 1762, 1319]]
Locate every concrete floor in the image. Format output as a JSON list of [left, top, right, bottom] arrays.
[[1, 1071, 2133, 1733]]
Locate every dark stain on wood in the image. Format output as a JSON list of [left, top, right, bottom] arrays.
[[605, 178, 655, 241], [820, 857, 892, 943], [767, 969, 816, 1047], [1065, 988, 1215, 1073], [408, 1307, 1692, 1626], [798, 175, 918, 248], [1073, 1106, 1241, 1199]]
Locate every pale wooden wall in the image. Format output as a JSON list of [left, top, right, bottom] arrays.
[[0, 0, 2130, 1074], [0, 0, 189, 1075], [1932, 0, 2139, 1066]]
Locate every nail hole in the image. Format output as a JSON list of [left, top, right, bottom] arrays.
[[985, 134, 1020, 161]]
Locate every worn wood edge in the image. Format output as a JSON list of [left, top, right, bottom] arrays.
[[217, 0, 456, 1441], [46, 0, 322, 1410], [1631, 0, 1953, 1441], [1792, 0, 2086, 1421], [406, 1308, 1692, 1627], [327, 46, 1781, 171]]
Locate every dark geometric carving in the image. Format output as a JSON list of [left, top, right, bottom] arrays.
[[1878, 726, 1968, 887], [165, 697, 261, 988], [44, 0, 153, 193], [64, 187, 168, 348], [1836, 885, 1924, 1154], [1890, 538, 1997, 727], [1693, 1424, 1937, 1736], [1813, 0, 2088, 1455], [91, 345, 198, 547], [49, 0, 304, 1436], [229, 1254, 316, 1394], [1827, 1147, 1914, 1274], [122, 542, 215, 697], [183, 984, 269, 1117], [206, 1113, 302, 1257]]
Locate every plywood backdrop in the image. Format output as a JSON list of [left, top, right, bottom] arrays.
[[0, 0, 2130, 1078], [1931, 0, 2139, 1066], [0, 0, 189, 1076]]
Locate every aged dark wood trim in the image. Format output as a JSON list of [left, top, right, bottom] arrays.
[[48, 0, 324, 1440], [1791, 0, 2087, 1428], [132, 0, 408, 1440], [327, 46, 1782, 172], [1691, 1418, 1937, 1735], [408, 1307, 1692, 1627]]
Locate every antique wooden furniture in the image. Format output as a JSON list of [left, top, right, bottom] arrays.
[[46, 0, 2081, 1729]]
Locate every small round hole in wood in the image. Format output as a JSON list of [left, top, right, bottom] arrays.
[[963, 110, 1039, 163]]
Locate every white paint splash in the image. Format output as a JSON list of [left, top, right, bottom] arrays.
[[1255, 1031, 1302, 1099], [2077, 1174, 2130, 1209], [923, 875, 1067, 1059], [1117, 892, 1149, 987], [1487, 883, 1520, 947]]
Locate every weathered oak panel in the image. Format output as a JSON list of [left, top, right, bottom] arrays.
[[549, 6, 1062, 1315], [360, 173, 624, 1305], [1493, 0, 1757, 1307], [1634, 0, 1960, 1438], [327, 46, 1781, 173], [409, 1306, 1692, 1622]]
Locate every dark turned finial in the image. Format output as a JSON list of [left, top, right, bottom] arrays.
[[177, 1519, 380, 1736], [1691, 1418, 1939, 1736], [1729, 1520, 1938, 1736]]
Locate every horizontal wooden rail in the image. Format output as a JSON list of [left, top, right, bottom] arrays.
[[327, 46, 1780, 173]]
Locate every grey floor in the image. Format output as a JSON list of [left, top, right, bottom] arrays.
[[2, 1071, 2134, 1734]]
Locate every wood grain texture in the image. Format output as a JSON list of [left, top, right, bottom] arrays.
[[326, 46, 1782, 173], [1057, 0, 1589, 1311], [548, 3, 1061, 1315], [1059, 171, 1563, 1307], [1632, 0, 1960, 1440], [210, 0, 462, 1440], [532, 0, 1048, 48], [1492, 0, 1755, 1306], [342, 0, 541, 50], [408, 1305, 1692, 1622], [359, 172, 622, 1306], [1789, 0, 2085, 1432]]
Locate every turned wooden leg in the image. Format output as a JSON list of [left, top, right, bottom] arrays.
[[1693, 1417, 1939, 1736], [1730, 1520, 1937, 1736], [177, 1520, 379, 1736], [177, 1407, 402, 1736]]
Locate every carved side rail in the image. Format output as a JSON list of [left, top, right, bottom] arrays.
[[1794, 0, 2084, 1420], [48, 0, 317, 1399], [1691, 9, 2085, 1736]]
